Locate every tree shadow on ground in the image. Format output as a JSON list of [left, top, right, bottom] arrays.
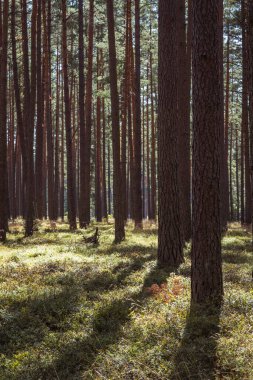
[[171, 301, 222, 380], [222, 250, 253, 265], [102, 243, 157, 256], [0, 251, 155, 363], [15, 261, 175, 379]]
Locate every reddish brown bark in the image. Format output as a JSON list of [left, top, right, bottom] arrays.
[[133, 0, 143, 228], [61, 0, 77, 230], [82, 0, 94, 227], [0, 0, 9, 240], [78, 0, 86, 227], [106, 0, 125, 242], [158, 0, 183, 268], [191, 0, 223, 303]]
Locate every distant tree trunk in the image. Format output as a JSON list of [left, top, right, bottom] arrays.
[[128, 9, 135, 219], [108, 139, 111, 216], [133, 0, 143, 228], [21, 0, 36, 236], [121, 0, 131, 221], [146, 76, 151, 219], [35, 0, 44, 219], [106, 0, 125, 242], [11, 0, 27, 221], [248, 1, 253, 231], [191, 0, 223, 303], [225, 23, 231, 220], [78, 0, 86, 228], [0, 0, 9, 241], [150, 51, 157, 221], [220, 0, 229, 231], [43, 0, 54, 221], [54, 42, 60, 220], [95, 47, 102, 222], [102, 98, 108, 219], [82, 0, 94, 227], [158, 0, 183, 268], [61, 0, 77, 230], [229, 121, 234, 220], [16, 140, 22, 217], [236, 128, 240, 220], [241, 0, 251, 225], [8, 88, 16, 219], [142, 92, 146, 219], [60, 84, 65, 221]]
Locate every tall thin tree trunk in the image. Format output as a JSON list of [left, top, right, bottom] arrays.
[[78, 0, 86, 228], [0, 0, 9, 241], [54, 41, 60, 220], [61, 0, 77, 230], [133, 0, 143, 228], [95, 46, 102, 222], [82, 0, 94, 227], [225, 22, 231, 221], [150, 50, 157, 221], [43, 0, 54, 221], [248, 0, 253, 232], [106, 0, 125, 242], [21, 0, 36, 236]]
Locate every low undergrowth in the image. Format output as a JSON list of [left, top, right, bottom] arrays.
[[0, 221, 252, 379]]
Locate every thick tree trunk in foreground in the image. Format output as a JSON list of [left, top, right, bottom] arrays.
[[191, 0, 223, 303], [106, 0, 125, 243], [158, 0, 183, 268]]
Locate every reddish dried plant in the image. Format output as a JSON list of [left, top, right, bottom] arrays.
[[145, 277, 185, 303]]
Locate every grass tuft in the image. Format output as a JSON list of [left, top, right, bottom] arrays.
[[0, 221, 252, 379]]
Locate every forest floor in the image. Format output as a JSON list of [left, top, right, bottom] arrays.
[[0, 221, 252, 380]]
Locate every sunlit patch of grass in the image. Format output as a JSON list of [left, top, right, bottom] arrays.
[[0, 222, 252, 379]]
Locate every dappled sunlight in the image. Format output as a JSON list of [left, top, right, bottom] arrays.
[[0, 223, 252, 379]]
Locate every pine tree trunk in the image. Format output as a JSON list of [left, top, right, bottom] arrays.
[[191, 0, 223, 303], [35, 0, 44, 219], [106, 0, 125, 243], [61, 0, 77, 230], [21, 0, 36, 236], [133, 0, 143, 228], [43, 0, 54, 221], [150, 51, 157, 221], [0, 0, 9, 241], [248, 1, 253, 232], [78, 0, 86, 228], [95, 46, 102, 222], [177, 0, 191, 242], [54, 41, 60, 220], [82, 0, 94, 227], [158, 0, 183, 268], [225, 23, 231, 220], [102, 98, 108, 220]]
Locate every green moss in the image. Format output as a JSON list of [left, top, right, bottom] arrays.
[[0, 222, 252, 379]]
